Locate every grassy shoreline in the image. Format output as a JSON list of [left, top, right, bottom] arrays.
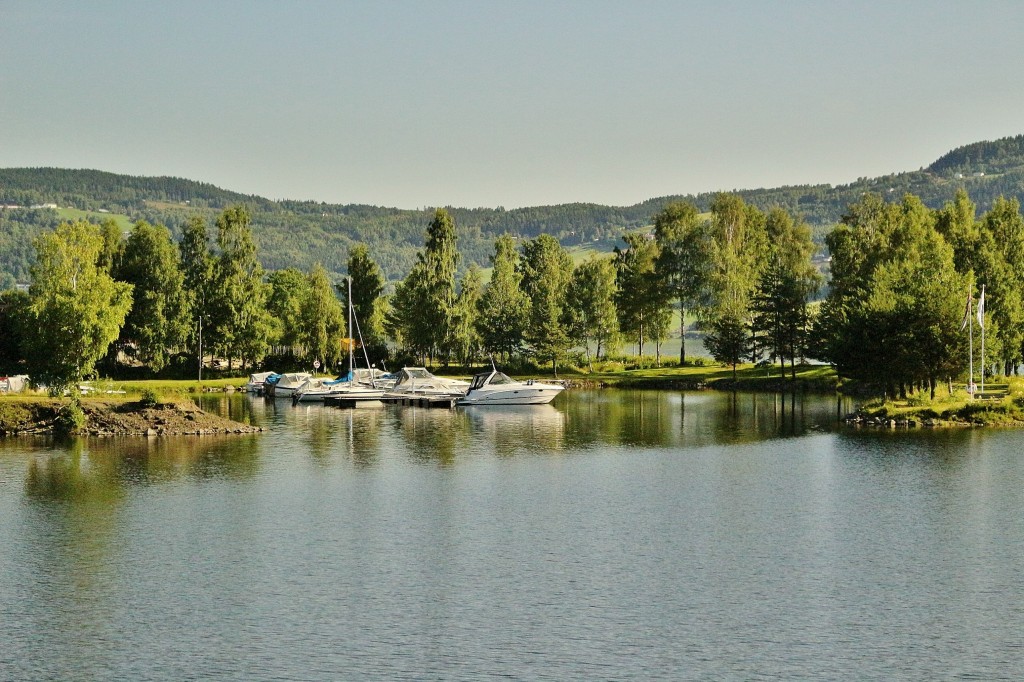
[[5, 364, 1022, 429], [849, 377, 1024, 426]]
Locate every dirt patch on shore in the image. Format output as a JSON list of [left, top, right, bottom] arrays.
[[0, 398, 262, 437]]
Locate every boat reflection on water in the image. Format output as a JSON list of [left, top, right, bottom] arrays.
[[460, 403, 567, 453]]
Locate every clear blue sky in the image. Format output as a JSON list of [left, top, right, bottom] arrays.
[[3, 1, 1023, 209]]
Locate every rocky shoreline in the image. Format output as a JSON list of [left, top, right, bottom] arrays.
[[0, 399, 263, 437]]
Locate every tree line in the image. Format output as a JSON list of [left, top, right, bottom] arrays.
[[2, 188, 1023, 398], [6, 132, 1024, 286]]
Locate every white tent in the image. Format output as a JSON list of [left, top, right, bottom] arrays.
[[0, 375, 29, 393]]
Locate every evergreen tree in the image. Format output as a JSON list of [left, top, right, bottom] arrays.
[[751, 207, 821, 378], [387, 262, 431, 362], [423, 208, 460, 362], [344, 244, 387, 358]]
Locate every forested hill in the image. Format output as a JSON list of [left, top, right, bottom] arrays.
[[2, 133, 1024, 285]]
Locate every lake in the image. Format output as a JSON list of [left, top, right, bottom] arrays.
[[1, 390, 1022, 680]]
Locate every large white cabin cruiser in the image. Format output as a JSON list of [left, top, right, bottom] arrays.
[[457, 369, 565, 405]]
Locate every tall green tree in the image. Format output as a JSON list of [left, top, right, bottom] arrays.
[[653, 201, 712, 363], [751, 207, 821, 377], [24, 220, 133, 393], [299, 264, 346, 369], [387, 262, 431, 362], [179, 216, 213, 379], [112, 220, 189, 372], [976, 197, 1024, 374], [563, 255, 619, 368], [614, 232, 669, 359], [817, 194, 969, 397], [267, 267, 309, 353], [210, 206, 272, 369], [476, 234, 531, 362], [703, 194, 768, 374], [520, 234, 574, 375], [0, 289, 29, 374], [344, 244, 386, 352], [422, 208, 460, 363], [451, 266, 483, 367], [98, 218, 124, 272], [935, 188, 978, 274]]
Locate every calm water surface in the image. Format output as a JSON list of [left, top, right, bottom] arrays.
[[1, 390, 1022, 680]]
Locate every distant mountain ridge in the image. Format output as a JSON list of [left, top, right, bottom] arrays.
[[2, 134, 1024, 284]]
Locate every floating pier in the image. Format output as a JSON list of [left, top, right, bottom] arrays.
[[379, 395, 460, 408]]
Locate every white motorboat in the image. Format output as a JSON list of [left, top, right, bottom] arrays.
[[457, 369, 565, 405], [244, 371, 277, 393], [382, 367, 470, 400], [264, 372, 312, 398]]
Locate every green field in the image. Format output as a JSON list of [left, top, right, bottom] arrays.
[[57, 207, 133, 230]]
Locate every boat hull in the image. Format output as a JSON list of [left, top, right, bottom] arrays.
[[295, 388, 388, 403], [458, 386, 564, 406]]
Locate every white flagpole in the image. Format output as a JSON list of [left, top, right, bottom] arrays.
[[968, 297, 974, 397], [978, 285, 986, 394]]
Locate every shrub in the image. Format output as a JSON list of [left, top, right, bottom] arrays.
[[139, 388, 160, 407], [55, 399, 86, 435]]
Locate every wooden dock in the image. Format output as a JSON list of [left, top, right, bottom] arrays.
[[379, 395, 460, 408], [323, 396, 384, 408]]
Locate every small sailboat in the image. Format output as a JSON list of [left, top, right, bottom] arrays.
[[292, 276, 395, 404], [292, 368, 396, 403]]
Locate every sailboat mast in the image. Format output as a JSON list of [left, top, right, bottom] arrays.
[[968, 298, 974, 396], [348, 275, 354, 379]]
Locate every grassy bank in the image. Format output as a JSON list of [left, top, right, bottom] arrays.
[[558, 361, 838, 391], [854, 377, 1024, 426], [0, 393, 260, 435]]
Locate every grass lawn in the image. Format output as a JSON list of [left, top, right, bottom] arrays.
[[856, 377, 1024, 425], [557, 360, 837, 388], [56, 207, 133, 230]]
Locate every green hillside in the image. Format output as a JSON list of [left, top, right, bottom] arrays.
[[3, 134, 1024, 286]]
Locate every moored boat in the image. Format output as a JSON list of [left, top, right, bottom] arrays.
[[381, 367, 470, 404], [292, 368, 396, 403], [244, 371, 277, 394], [457, 369, 565, 405], [264, 372, 312, 398]]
